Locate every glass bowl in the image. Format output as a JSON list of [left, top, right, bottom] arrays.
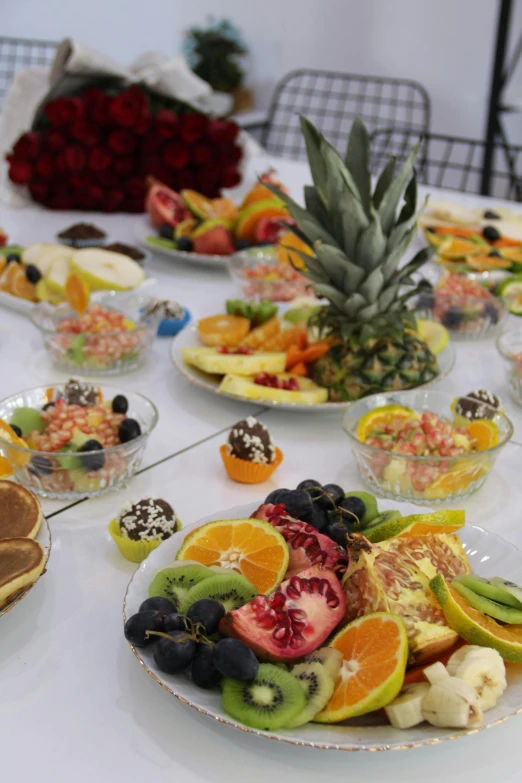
[[0, 384, 158, 499], [343, 389, 513, 504], [496, 327, 522, 406], [228, 246, 312, 302], [32, 292, 162, 375]]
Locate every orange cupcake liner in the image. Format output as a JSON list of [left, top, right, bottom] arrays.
[[220, 444, 284, 484]]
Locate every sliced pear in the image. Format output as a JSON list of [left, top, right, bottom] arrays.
[[71, 249, 145, 291], [182, 347, 286, 376], [218, 373, 328, 404], [32, 245, 74, 276], [22, 243, 63, 268], [45, 256, 71, 294]]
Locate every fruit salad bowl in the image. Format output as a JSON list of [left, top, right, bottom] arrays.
[[343, 390, 513, 505], [0, 383, 158, 499], [496, 327, 522, 406], [228, 247, 312, 303]]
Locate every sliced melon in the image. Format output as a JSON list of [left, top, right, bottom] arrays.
[[182, 347, 286, 376], [71, 249, 145, 291], [45, 256, 71, 294], [218, 373, 328, 404]]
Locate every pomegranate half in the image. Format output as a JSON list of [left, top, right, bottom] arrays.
[[146, 181, 191, 228]]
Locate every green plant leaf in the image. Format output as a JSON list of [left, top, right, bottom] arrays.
[[355, 208, 386, 272], [342, 292, 367, 318], [299, 115, 329, 203], [359, 267, 384, 303], [357, 302, 380, 321], [313, 283, 349, 311], [378, 141, 420, 235], [345, 116, 371, 216], [372, 157, 396, 208], [397, 171, 417, 225], [378, 285, 400, 312], [264, 184, 340, 247], [304, 185, 332, 229]]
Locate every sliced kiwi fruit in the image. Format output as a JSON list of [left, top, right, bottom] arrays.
[[343, 491, 379, 526], [10, 406, 45, 436], [363, 509, 402, 534], [286, 662, 335, 728], [182, 571, 257, 614], [451, 580, 522, 624], [148, 564, 214, 612], [221, 663, 307, 730], [304, 647, 343, 681], [455, 574, 522, 609]]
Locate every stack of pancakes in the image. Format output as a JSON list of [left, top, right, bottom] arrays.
[[0, 481, 47, 609]]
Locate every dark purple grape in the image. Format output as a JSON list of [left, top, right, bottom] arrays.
[[154, 631, 197, 674], [139, 596, 176, 615], [186, 599, 225, 635], [124, 610, 164, 647], [191, 645, 222, 689], [213, 638, 259, 681]]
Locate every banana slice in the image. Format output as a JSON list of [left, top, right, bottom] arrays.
[[384, 682, 430, 729], [452, 647, 506, 711], [422, 677, 483, 728], [447, 645, 484, 675], [423, 661, 450, 685]]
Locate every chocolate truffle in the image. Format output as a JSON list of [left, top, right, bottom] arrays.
[[118, 498, 179, 542], [60, 379, 99, 407], [455, 389, 500, 422], [227, 417, 275, 465], [58, 223, 106, 240]]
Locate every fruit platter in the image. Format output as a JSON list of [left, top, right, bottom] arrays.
[[123, 480, 522, 751]]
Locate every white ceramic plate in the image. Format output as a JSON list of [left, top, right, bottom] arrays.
[[170, 325, 457, 412], [123, 500, 522, 752], [134, 217, 230, 269], [0, 290, 35, 315], [0, 511, 52, 617]]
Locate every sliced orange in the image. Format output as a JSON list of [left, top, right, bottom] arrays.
[[197, 314, 250, 347], [423, 463, 488, 501], [0, 455, 13, 478], [11, 266, 37, 301], [438, 238, 482, 259], [314, 613, 408, 722], [467, 254, 511, 271], [212, 197, 238, 222], [240, 182, 276, 209], [264, 326, 307, 352], [0, 262, 20, 292], [175, 518, 289, 594], [65, 273, 90, 315], [467, 420, 500, 451], [277, 231, 313, 270], [356, 404, 418, 442], [240, 316, 280, 349], [235, 200, 288, 242], [0, 418, 29, 466]]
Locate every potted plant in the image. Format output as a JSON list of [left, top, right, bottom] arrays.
[[183, 18, 252, 112]]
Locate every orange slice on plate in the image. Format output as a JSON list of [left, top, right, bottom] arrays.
[[314, 612, 409, 722], [240, 316, 280, 349], [65, 273, 89, 315], [197, 315, 250, 347], [11, 266, 37, 301], [175, 517, 289, 594]]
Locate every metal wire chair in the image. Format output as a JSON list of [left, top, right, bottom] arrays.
[[0, 36, 58, 106], [260, 69, 430, 160], [370, 127, 522, 202]]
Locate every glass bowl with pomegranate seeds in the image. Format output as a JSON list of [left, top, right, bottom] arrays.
[[343, 389, 513, 504], [496, 327, 522, 406], [228, 247, 312, 303], [32, 292, 162, 375], [414, 272, 506, 339], [0, 380, 158, 499]]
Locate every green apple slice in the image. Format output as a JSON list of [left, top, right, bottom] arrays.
[[71, 249, 145, 290], [45, 256, 71, 294]]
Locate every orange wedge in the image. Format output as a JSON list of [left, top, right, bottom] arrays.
[[175, 518, 289, 594], [0, 455, 14, 478], [240, 316, 280, 349], [11, 266, 37, 301], [423, 464, 488, 500], [314, 613, 409, 722], [198, 315, 250, 347], [212, 197, 238, 222], [65, 273, 90, 315], [0, 418, 29, 466], [0, 262, 20, 292], [467, 420, 500, 451], [356, 404, 418, 442]]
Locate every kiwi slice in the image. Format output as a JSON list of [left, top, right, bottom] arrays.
[[363, 509, 402, 533], [304, 647, 343, 681], [455, 574, 522, 609], [286, 662, 335, 728], [452, 580, 522, 624], [343, 491, 379, 526], [221, 663, 307, 731], [149, 564, 214, 612], [10, 407, 45, 436], [182, 571, 257, 614]]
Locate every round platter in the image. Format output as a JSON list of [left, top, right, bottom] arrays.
[[134, 217, 230, 269], [123, 499, 522, 752], [0, 511, 52, 618], [170, 324, 457, 412]]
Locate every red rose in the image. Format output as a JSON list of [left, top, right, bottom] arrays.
[[8, 160, 33, 184], [88, 146, 112, 172], [124, 198, 145, 213], [164, 141, 190, 169], [207, 119, 239, 144], [92, 93, 114, 126], [36, 154, 55, 179], [140, 155, 166, 180], [176, 169, 197, 190], [109, 86, 149, 129], [45, 96, 85, 127], [155, 110, 179, 139], [12, 132, 40, 159], [70, 171, 91, 189], [218, 143, 242, 165], [108, 129, 137, 156], [196, 163, 221, 191], [114, 157, 135, 177], [82, 88, 106, 109], [192, 142, 213, 165], [141, 132, 163, 155], [96, 170, 119, 187], [221, 165, 241, 189], [29, 181, 49, 202], [64, 145, 86, 171], [104, 190, 125, 212], [84, 185, 104, 205], [70, 121, 100, 147], [47, 130, 66, 150], [126, 176, 145, 197], [180, 113, 208, 143]]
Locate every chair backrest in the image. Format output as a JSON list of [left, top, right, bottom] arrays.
[[261, 68, 430, 160], [370, 127, 522, 202], [0, 36, 58, 106]]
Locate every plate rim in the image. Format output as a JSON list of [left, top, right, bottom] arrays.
[[122, 500, 522, 751], [0, 511, 52, 618]]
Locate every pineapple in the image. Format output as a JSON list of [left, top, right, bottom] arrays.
[[182, 347, 286, 376], [219, 374, 328, 404], [268, 116, 439, 401]]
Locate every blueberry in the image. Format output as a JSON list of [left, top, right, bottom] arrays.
[[154, 631, 197, 674], [441, 306, 463, 328], [77, 439, 105, 471], [112, 394, 128, 414], [483, 225, 500, 242], [317, 483, 344, 510], [338, 496, 366, 525], [42, 401, 55, 411], [296, 479, 323, 502], [10, 424, 22, 438], [186, 599, 225, 635], [191, 645, 222, 689], [159, 224, 174, 240], [177, 236, 193, 252], [139, 596, 176, 615], [234, 239, 250, 251], [118, 418, 141, 443], [488, 250, 502, 258], [6, 252, 21, 264], [164, 613, 187, 633], [484, 210, 500, 219], [124, 610, 164, 647], [325, 522, 349, 546], [213, 638, 259, 681], [25, 264, 41, 284], [29, 456, 54, 476], [307, 504, 329, 532]]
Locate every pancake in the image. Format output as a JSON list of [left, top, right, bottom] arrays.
[[0, 537, 46, 608], [0, 481, 43, 540]]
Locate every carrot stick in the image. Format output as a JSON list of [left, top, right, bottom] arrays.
[[289, 361, 308, 376], [301, 342, 330, 363]]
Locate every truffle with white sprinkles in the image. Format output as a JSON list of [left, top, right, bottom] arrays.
[[227, 416, 275, 464], [455, 389, 501, 422], [118, 498, 179, 542]]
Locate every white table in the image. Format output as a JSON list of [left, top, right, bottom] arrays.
[[1, 156, 522, 783]]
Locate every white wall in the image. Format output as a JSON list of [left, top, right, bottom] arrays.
[[3, 0, 522, 142]]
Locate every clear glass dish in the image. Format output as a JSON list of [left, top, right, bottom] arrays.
[[343, 389, 513, 504], [32, 292, 161, 375], [0, 384, 158, 499], [496, 327, 522, 406], [228, 246, 312, 302]]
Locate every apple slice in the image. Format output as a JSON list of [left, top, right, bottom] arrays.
[[71, 249, 145, 291], [45, 256, 71, 294]]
